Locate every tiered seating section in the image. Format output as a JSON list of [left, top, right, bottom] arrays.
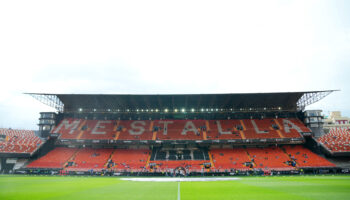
[[27, 147, 76, 168], [0, 128, 42, 154], [318, 128, 350, 153], [211, 148, 251, 171], [284, 145, 336, 167], [247, 147, 293, 171], [27, 147, 150, 172], [52, 118, 310, 141], [66, 148, 114, 171], [109, 149, 150, 172], [211, 145, 335, 172], [27, 145, 335, 171]]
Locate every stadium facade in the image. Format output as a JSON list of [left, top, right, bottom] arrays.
[[2, 90, 350, 176]]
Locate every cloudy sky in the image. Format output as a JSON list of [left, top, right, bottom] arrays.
[[0, 0, 349, 130]]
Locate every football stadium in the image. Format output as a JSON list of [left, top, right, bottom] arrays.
[[1, 91, 350, 200], [1, 0, 350, 199]]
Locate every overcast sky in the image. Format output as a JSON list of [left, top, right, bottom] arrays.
[[0, 0, 349, 130]]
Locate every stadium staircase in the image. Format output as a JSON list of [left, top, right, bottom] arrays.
[[245, 149, 256, 168], [208, 152, 215, 168], [64, 149, 79, 169]]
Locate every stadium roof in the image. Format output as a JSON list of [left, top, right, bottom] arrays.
[[26, 90, 336, 113]]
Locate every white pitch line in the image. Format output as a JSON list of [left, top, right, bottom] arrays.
[[121, 177, 240, 182], [177, 181, 180, 200]]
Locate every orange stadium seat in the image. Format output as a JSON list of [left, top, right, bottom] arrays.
[[117, 120, 153, 140], [211, 148, 251, 171], [207, 120, 243, 140], [243, 119, 281, 139], [52, 118, 307, 141], [275, 118, 307, 138], [66, 148, 114, 171], [110, 149, 150, 172], [283, 145, 335, 168], [318, 128, 350, 152], [27, 147, 77, 168], [153, 120, 205, 140], [246, 147, 294, 171], [0, 128, 42, 154]]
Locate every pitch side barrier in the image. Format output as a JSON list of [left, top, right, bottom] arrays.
[[18, 167, 344, 176]]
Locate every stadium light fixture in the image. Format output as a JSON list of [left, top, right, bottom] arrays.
[[174, 109, 178, 113], [201, 108, 204, 112], [216, 108, 218, 111], [93, 109, 96, 112], [155, 109, 159, 112], [181, 108, 185, 113], [126, 109, 130, 112], [78, 108, 83, 112], [164, 108, 168, 113], [191, 108, 195, 112]]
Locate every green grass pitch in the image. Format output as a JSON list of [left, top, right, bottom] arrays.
[[1, 175, 350, 200]]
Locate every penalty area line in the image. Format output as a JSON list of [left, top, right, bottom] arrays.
[[177, 181, 180, 200]]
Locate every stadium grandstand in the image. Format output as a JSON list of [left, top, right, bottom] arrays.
[[308, 111, 350, 158], [318, 128, 350, 155], [2, 90, 349, 175], [0, 128, 43, 172], [0, 129, 42, 154]]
